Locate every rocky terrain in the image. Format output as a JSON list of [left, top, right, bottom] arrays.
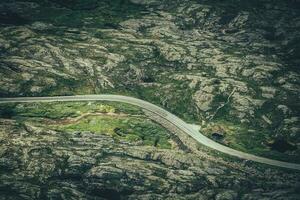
[[0, 101, 300, 199], [0, 0, 299, 160], [0, 0, 300, 199]]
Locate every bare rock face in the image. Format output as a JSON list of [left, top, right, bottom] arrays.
[[193, 89, 215, 112]]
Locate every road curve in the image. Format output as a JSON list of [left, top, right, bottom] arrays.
[[0, 94, 299, 171]]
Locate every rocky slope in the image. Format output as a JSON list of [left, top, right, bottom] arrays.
[[0, 0, 300, 199], [0, 101, 300, 200], [0, 0, 299, 160]]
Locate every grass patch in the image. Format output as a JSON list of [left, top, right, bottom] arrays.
[[0, 101, 143, 120], [0, 101, 171, 149], [52, 115, 172, 149]]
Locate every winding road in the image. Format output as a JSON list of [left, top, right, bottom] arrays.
[[0, 94, 299, 171]]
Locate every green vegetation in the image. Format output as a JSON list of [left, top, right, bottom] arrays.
[[0, 101, 143, 119], [0, 101, 172, 149], [4, 0, 147, 28], [52, 115, 171, 149], [201, 120, 300, 163]]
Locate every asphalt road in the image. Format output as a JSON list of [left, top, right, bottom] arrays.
[[0, 94, 299, 171]]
